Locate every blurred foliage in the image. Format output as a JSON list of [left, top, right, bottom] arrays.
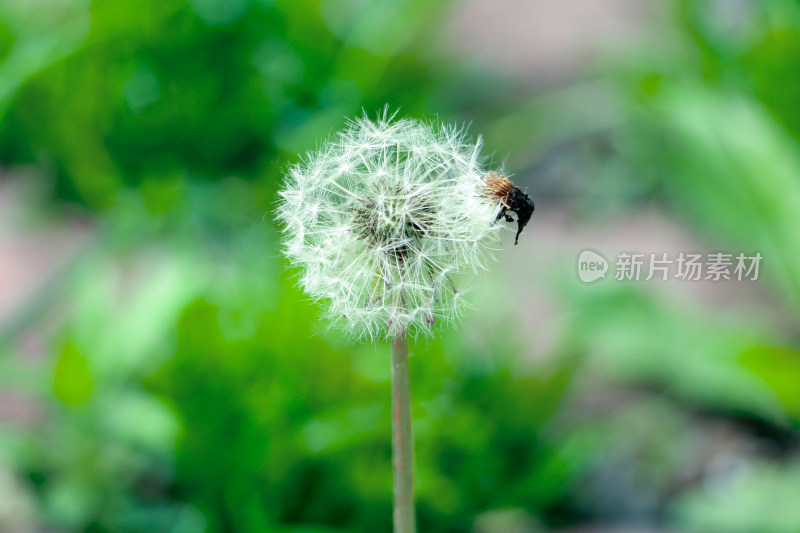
[[4, 0, 800, 532], [0, 0, 447, 208]]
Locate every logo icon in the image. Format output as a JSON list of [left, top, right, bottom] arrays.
[[578, 249, 608, 283]]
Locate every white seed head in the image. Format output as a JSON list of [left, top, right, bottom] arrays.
[[276, 112, 502, 341]]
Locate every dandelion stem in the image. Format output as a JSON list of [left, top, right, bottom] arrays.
[[391, 331, 416, 533]]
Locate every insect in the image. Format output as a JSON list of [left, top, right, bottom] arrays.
[[481, 172, 535, 245]]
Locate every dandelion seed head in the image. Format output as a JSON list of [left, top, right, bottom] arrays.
[[275, 111, 502, 341]]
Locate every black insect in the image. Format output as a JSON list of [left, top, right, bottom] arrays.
[[481, 172, 535, 245]]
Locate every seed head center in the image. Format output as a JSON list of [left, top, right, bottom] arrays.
[[352, 185, 435, 250]]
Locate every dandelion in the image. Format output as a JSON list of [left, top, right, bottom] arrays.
[[276, 111, 524, 533]]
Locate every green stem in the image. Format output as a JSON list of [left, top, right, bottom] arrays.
[[391, 332, 416, 533]]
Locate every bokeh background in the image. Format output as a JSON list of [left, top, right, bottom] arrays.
[[2, 0, 800, 531]]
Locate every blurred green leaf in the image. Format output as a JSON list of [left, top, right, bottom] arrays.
[[53, 343, 93, 406]]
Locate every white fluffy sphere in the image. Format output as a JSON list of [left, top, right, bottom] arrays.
[[276, 113, 502, 340]]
